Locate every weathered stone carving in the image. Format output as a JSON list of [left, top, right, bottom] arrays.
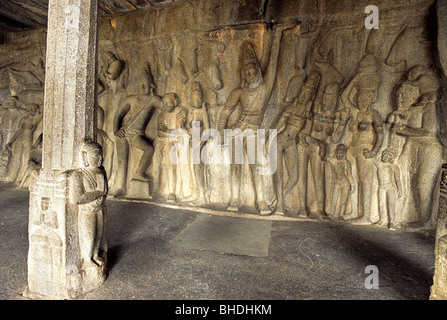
[[0, 96, 25, 152], [112, 66, 162, 197], [25, 0, 102, 300], [153, 93, 184, 202], [5, 103, 42, 185], [18, 133, 42, 188], [68, 141, 108, 278], [217, 23, 295, 215], [327, 143, 355, 219], [97, 106, 114, 182], [0, 0, 444, 235], [374, 148, 402, 228], [431, 163, 447, 300], [274, 71, 320, 216], [186, 81, 211, 205], [389, 67, 442, 228], [342, 54, 384, 225]]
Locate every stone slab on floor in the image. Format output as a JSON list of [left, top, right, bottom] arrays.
[[170, 214, 272, 257]]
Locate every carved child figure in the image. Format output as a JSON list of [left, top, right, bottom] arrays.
[[69, 141, 107, 271], [374, 148, 402, 228], [328, 144, 355, 219]]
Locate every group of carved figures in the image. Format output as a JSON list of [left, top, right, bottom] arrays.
[[0, 22, 444, 230], [0, 94, 42, 187], [215, 23, 444, 230]]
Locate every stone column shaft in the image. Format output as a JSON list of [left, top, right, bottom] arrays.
[[26, 0, 101, 300], [43, 0, 98, 170]]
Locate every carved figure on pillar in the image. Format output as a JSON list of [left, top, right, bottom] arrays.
[[68, 141, 108, 274], [217, 22, 296, 215], [430, 163, 447, 299]]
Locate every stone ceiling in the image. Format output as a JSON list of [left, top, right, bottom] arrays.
[[0, 0, 177, 33]]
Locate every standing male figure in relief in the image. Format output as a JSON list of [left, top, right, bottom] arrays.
[[217, 21, 297, 215]]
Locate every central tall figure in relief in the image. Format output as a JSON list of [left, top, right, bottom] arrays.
[[217, 22, 296, 215]]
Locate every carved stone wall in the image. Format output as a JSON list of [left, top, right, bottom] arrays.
[[0, 0, 446, 230]]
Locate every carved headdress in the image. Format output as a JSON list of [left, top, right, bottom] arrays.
[[240, 41, 259, 69], [239, 41, 261, 85]]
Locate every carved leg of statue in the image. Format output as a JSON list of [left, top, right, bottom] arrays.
[[15, 143, 32, 186], [387, 188, 397, 228], [251, 163, 271, 215], [130, 136, 154, 182], [92, 208, 105, 266], [351, 156, 374, 225], [296, 146, 310, 217], [114, 137, 129, 197], [377, 186, 390, 227], [227, 163, 242, 211], [78, 210, 98, 269], [283, 142, 299, 199], [5, 143, 23, 183], [165, 142, 177, 203], [193, 162, 207, 205], [417, 145, 443, 228], [274, 146, 285, 215], [309, 148, 328, 220], [331, 185, 341, 219]]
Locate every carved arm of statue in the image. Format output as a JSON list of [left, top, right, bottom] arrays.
[[68, 168, 107, 205], [263, 22, 297, 94], [391, 103, 437, 138], [217, 89, 242, 143], [362, 110, 384, 159], [113, 98, 131, 138]]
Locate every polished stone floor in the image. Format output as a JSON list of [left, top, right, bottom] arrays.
[[0, 185, 436, 300]]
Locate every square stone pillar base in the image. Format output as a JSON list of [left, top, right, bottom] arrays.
[[24, 169, 106, 300]]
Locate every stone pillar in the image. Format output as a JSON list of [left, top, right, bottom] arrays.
[[24, 0, 103, 300], [431, 0, 447, 300], [430, 164, 447, 299]]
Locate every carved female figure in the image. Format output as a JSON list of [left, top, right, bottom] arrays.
[[341, 55, 383, 224], [296, 82, 338, 219], [273, 72, 320, 216], [186, 81, 211, 204], [347, 88, 384, 224]]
